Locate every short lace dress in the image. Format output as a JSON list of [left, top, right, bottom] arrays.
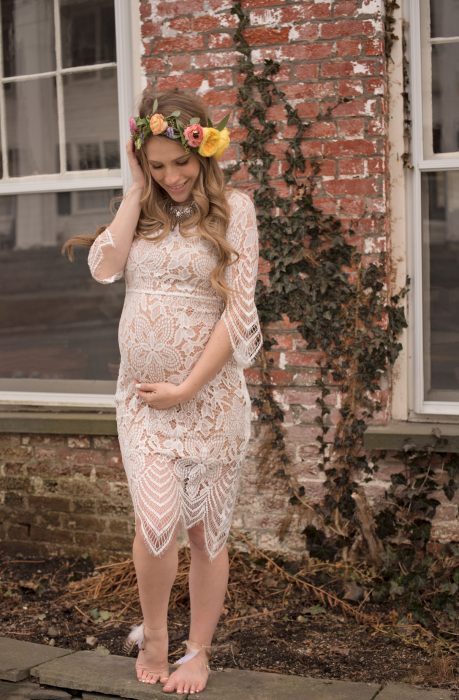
[[88, 189, 263, 559]]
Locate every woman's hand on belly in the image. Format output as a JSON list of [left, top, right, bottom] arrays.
[[135, 381, 188, 409]]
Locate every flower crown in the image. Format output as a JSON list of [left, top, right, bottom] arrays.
[[129, 98, 231, 159]]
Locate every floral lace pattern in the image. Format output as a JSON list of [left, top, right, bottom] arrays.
[[88, 190, 262, 559]]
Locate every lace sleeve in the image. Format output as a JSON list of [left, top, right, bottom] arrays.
[[87, 227, 124, 284], [221, 191, 263, 368]]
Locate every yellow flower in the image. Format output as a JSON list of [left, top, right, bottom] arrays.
[[198, 127, 221, 157], [149, 113, 168, 135], [214, 128, 230, 159]]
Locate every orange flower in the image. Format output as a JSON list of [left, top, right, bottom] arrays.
[[149, 113, 168, 135], [198, 127, 221, 157], [214, 128, 230, 159]]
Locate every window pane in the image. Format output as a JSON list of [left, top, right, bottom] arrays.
[[64, 68, 120, 171], [5, 78, 59, 176], [430, 0, 459, 38], [422, 171, 459, 401], [60, 0, 116, 69], [431, 44, 459, 153], [0, 189, 123, 386], [1, 0, 55, 77]]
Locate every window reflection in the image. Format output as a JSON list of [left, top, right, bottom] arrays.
[[0, 189, 123, 383], [60, 0, 116, 68], [431, 44, 459, 154], [422, 171, 459, 400], [5, 78, 59, 176], [1, 0, 55, 77], [430, 0, 459, 38], [64, 68, 120, 171]]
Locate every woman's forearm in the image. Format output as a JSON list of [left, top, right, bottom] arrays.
[[89, 184, 143, 281], [178, 319, 234, 401]]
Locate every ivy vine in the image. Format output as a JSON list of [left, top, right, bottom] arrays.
[[229, 0, 459, 643]]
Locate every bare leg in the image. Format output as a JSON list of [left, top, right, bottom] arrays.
[[132, 519, 179, 684], [163, 524, 229, 695]]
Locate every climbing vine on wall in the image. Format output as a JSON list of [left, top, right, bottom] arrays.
[[229, 0, 458, 638]]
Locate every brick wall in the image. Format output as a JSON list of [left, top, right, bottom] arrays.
[[1, 0, 457, 561]]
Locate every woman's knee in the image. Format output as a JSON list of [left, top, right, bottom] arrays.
[[187, 523, 207, 551]]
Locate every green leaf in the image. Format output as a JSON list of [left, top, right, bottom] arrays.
[[190, 117, 200, 124], [170, 110, 181, 117], [215, 113, 230, 130], [152, 98, 158, 114], [99, 610, 111, 621]]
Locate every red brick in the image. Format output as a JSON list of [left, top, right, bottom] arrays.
[[205, 89, 238, 106], [208, 69, 234, 87], [294, 43, 334, 61], [363, 37, 384, 56], [156, 72, 205, 91], [287, 23, 320, 42], [293, 63, 319, 81], [333, 97, 378, 117], [299, 81, 336, 99], [156, 1, 205, 16], [168, 54, 194, 71], [306, 121, 337, 138], [335, 39, 363, 57], [193, 51, 239, 68], [367, 156, 384, 173], [141, 21, 162, 36], [243, 27, 290, 45], [321, 61, 356, 78], [153, 36, 205, 53], [336, 79, 364, 98], [323, 179, 377, 197], [337, 117, 365, 138], [142, 57, 168, 73], [320, 19, 377, 39], [333, 0, 360, 16], [208, 33, 234, 49], [339, 159, 365, 176], [169, 15, 221, 31]]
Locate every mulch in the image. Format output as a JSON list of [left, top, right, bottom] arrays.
[[1, 540, 457, 698]]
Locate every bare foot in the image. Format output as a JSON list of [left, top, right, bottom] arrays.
[[135, 624, 170, 685], [162, 648, 210, 695]]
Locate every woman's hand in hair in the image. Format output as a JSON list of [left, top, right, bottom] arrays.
[[126, 138, 146, 190]]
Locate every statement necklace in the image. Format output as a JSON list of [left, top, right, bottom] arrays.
[[165, 199, 197, 226]]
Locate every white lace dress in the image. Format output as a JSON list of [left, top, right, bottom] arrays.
[[88, 189, 262, 559]]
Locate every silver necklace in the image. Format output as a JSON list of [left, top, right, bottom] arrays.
[[165, 199, 197, 225]]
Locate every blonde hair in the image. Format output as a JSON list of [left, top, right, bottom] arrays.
[[63, 89, 237, 304]]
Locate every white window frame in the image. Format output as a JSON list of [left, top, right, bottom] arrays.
[[408, 0, 459, 416], [0, 0, 142, 409]]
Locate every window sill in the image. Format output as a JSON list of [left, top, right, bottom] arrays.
[[0, 408, 117, 436], [364, 420, 459, 452]]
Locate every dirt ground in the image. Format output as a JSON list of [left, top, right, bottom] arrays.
[[1, 547, 457, 698]]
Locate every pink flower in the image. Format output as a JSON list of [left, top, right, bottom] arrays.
[[184, 124, 204, 148], [129, 117, 138, 135]]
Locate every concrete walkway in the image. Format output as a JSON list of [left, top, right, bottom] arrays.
[[0, 636, 453, 700]]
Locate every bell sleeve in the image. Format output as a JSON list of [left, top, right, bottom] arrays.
[[221, 191, 263, 368], [87, 227, 125, 284]]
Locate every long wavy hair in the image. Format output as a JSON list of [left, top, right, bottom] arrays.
[[62, 89, 237, 304]]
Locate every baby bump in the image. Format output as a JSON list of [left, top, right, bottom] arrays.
[[118, 291, 220, 383]]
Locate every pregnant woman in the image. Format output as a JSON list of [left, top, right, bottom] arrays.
[[64, 88, 262, 695]]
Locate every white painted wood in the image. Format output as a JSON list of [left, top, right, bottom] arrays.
[[0, 391, 116, 409]]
